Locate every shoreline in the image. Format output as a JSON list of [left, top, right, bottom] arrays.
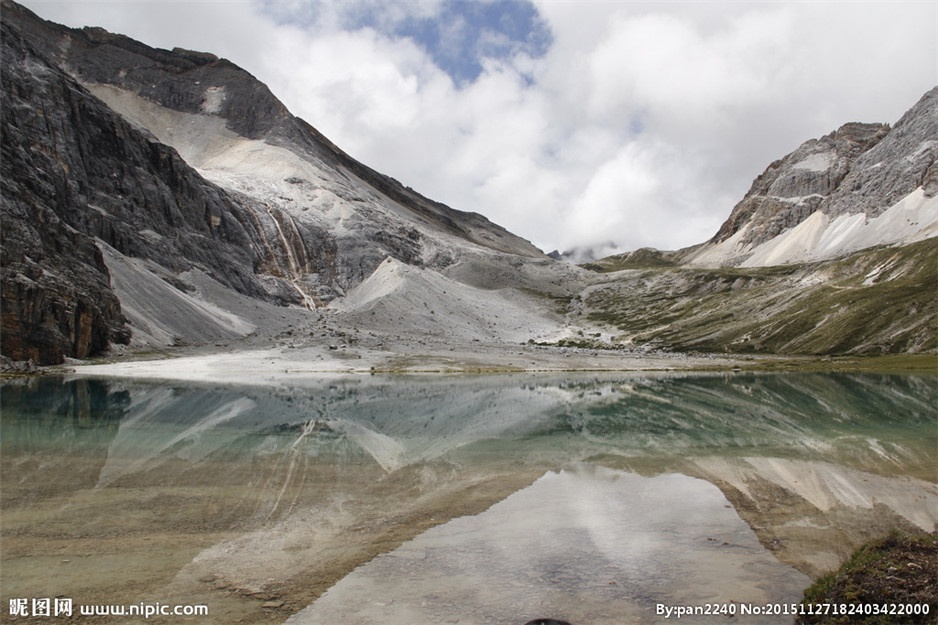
[[5, 343, 935, 387]]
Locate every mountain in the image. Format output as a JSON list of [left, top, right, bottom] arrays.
[[580, 238, 936, 355], [1, 1, 934, 368], [570, 91, 938, 357], [547, 242, 620, 264], [685, 89, 938, 267], [0, 1, 552, 365]]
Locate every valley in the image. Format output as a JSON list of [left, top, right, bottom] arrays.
[[1, 4, 936, 624], [1, 0, 936, 374]]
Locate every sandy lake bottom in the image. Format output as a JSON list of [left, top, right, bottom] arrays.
[[2, 372, 935, 624]]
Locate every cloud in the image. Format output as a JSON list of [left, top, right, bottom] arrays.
[[19, 0, 938, 255], [259, 0, 445, 34], [260, 0, 551, 84]]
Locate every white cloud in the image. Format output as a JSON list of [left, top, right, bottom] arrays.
[[261, 0, 445, 34], [585, 10, 784, 126], [19, 0, 938, 255], [572, 143, 662, 239], [263, 27, 441, 141]]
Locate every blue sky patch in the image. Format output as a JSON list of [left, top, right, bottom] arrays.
[[262, 0, 552, 85], [396, 1, 552, 84]]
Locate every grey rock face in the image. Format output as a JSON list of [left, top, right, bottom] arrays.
[[0, 0, 546, 364], [2, 18, 130, 363], [712, 88, 937, 248], [825, 89, 938, 216], [712, 122, 890, 247], [0, 9, 301, 363], [6, 0, 541, 259]]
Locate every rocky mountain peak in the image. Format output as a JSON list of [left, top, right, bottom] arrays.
[[710, 121, 890, 246], [0, 0, 547, 364], [4, 0, 541, 257], [4, 0, 292, 141], [693, 86, 937, 267], [824, 86, 938, 216]]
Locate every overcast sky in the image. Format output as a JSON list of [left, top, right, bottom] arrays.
[[20, 0, 938, 255]]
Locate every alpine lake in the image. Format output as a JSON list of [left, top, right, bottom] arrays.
[[1, 371, 935, 624]]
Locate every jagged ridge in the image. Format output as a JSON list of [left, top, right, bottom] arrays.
[[0, 1, 547, 364], [5, 0, 540, 258], [687, 88, 938, 267]]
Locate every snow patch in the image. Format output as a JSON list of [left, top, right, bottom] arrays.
[[792, 152, 833, 172], [770, 193, 826, 206], [690, 187, 938, 267], [200, 86, 226, 114]]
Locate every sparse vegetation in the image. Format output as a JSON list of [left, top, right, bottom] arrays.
[[796, 531, 937, 625], [581, 247, 681, 272], [579, 240, 938, 357]]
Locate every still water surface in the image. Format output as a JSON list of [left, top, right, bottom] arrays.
[[2, 372, 936, 624]]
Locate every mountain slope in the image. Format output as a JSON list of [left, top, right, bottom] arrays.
[[580, 238, 936, 356], [332, 257, 561, 344], [685, 88, 938, 267], [2, 1, 933, 366], [575, 90, 937, 357], [0, 1, 552, 365], [1, 16, 268, 362], [5, 0, 541, 261]]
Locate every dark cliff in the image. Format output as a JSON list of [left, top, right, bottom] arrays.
[[0, 10, 293, 363], [2, 18, 130, 364]]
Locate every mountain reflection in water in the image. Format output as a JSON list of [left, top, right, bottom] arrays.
[[1, 373, 935, 624], [289, 466, 812, 625]]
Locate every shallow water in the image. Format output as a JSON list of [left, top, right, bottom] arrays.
[[291, 466, 811, 625], [1, 372, 936, 624]]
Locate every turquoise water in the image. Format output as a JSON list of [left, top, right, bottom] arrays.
[[2, 373, 935, 624]]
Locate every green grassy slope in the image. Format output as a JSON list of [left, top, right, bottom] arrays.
[[580, 239, 937, 356]]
